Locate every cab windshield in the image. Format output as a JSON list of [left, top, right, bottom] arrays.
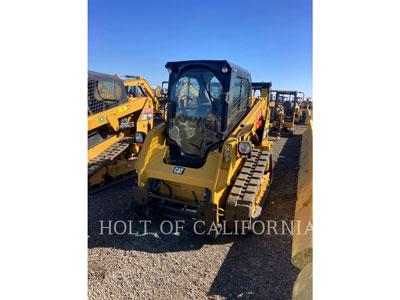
[[168, 68, 223, 158]]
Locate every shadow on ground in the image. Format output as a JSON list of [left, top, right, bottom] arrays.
[[207, 127, 306, 300], [88, 125, 307, 299]]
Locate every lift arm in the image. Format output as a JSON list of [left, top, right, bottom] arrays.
[[118, 75, 161, 112]]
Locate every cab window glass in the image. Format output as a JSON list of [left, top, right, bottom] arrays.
[[233, 77, 241, 105], [168, 68, 223, 158], [209, 76, 223, 99], [125, 86, 145, 97], [229, 77, 249, 131], [88, 79, 123, 115], [96, 80, 121, 100], [174, 76, 200, 108], [241, 78, 250, 102]]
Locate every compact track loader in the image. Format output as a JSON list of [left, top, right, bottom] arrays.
[[294, 92, 304, 124], [270, 90, 299, 137], [119, 75, 165, 118], [299, 96, 312, 124], [155, 81, 169, 120], [133, 60, 274, 236], [88, 71, 159, 188]]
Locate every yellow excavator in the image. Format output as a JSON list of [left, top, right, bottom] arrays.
[[88, 71, 159, 188], [132, 60, 274, 236]]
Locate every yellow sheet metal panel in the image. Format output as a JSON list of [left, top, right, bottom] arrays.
[[87, 97, 147, 131], [292, 262, 312, 300], [305, 108, 312, 125], [296, 127, 312, 209], [107, 160, 136, 178], [292, 202, 313, 270], [292, 122, 313, 270], [135, 123, 167, 183], [88, 167, 106, 186]]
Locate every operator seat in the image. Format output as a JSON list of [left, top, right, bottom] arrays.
[[284, 101, 294, 116]]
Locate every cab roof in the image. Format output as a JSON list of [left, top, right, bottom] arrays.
[[252, 82, 272, 89], [165, 60, 251, 81], [271, 90, 298, 95], [88, 70, 122, 82]]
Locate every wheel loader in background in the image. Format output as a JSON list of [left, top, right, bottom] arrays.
[[133, 60, 274, 236], [88, 71, 159, 188]]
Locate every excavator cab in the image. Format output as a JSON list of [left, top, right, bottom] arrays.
[[133, 60, 274, 236]]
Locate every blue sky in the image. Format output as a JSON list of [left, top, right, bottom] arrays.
[[89, 0, 312, 97]]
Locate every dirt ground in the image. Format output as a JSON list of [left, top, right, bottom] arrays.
[[88, 125, 308, 300]]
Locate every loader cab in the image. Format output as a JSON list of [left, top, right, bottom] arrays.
[[88, 71, 128, 115], [272, 90, 298, 123], [297, 92, 305, 103], [125, 85, 146, 98], [165, 60, 252, 167], [161, 81, 169, 95]]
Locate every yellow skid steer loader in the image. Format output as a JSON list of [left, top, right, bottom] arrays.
[[132, 60, 274, 236]]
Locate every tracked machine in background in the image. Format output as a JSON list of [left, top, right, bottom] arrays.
[[295, 92, 304, 124], [157, 81, 169, 119], [88, 71, 159, 189], [269, 90, 299, 137], [119, 75, 164, 118], [299, 97, 312, 110], [299, 96, 312, 124], [132, 60, 274, 236]]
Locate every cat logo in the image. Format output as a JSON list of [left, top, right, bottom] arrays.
[[173, 167, 185, 175]]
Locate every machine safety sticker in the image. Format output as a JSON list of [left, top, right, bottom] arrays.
[[173, 167, 185, 175], [118, 105, 128, 113], [141, 113, 153, 121]]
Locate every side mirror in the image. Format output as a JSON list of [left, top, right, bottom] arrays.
[[134, 132, 146, 144]]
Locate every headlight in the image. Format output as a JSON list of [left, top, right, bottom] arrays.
[[238, 141, 252, 156], [221, 66, 229, 73], [134, 132, 146, 144]]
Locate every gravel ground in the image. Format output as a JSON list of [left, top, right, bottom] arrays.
[[88, 125, 307, 300]]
